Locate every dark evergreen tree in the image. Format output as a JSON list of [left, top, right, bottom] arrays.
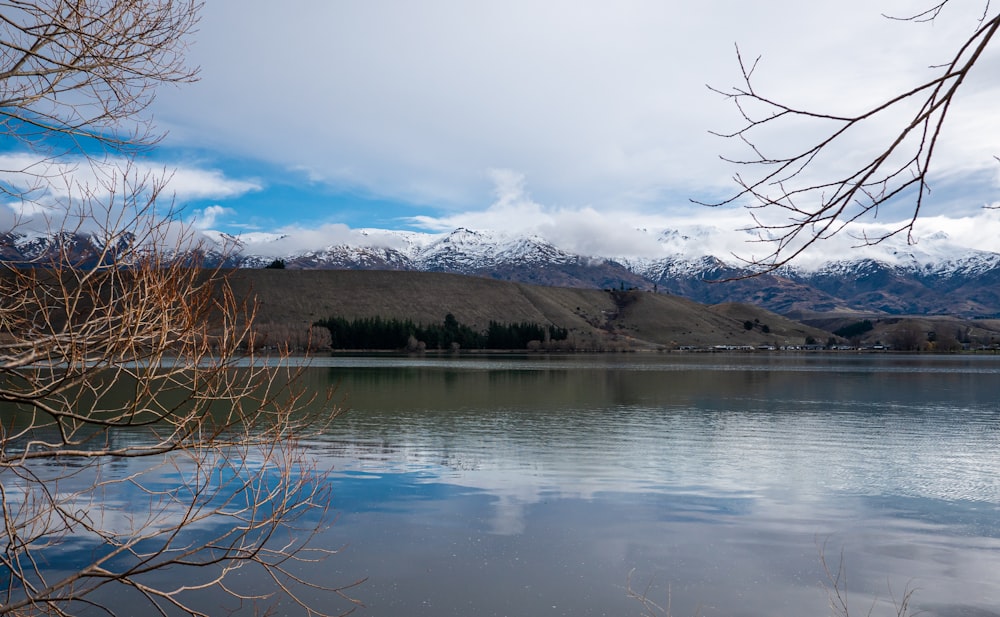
[[316, 314, 568, 350]]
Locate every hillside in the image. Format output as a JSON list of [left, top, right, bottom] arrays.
[[793, 311, 1000, 351], [7, 229, 1000, 318], [200, 225, 1000, 318], [227, 269, 834, 351]]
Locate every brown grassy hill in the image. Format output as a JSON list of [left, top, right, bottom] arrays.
[[227, 269, 833, 350], [796, 312, 1000, 350]]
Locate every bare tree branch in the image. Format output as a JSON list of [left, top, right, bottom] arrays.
[[702, 1, 999, 276], [0, 189, 361, 616], [0, 3, 359, 615], [0, 0, 200, 155]]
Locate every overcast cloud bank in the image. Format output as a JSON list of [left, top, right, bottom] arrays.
[[153, 0, 999, 227], [5, 2, 998, 268]]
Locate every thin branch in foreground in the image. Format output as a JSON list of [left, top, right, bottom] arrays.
[[701, 2, 999, 276]]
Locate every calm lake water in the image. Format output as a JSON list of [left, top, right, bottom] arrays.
[[17, 353, 1000, 616], [297, 353, 1000, 617]]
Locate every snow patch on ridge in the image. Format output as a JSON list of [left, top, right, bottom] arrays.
[[204, 221, 1000, 280]]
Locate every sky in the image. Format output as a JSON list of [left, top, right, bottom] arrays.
[[5, 1, 1000, 261]]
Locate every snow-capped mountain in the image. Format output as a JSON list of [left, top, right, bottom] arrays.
[[414, 228, 581, 272], [216, 227, 648, 289], [0, 230, 145, 267], [5, 225, 1000, 317], [213, 225, 1000, 317]]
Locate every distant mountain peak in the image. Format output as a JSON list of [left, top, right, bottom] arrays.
[[5, 225, 999, 317], [210, 225, 1000, 316]]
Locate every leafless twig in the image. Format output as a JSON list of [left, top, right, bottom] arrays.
[[702, 1, 999, 275]]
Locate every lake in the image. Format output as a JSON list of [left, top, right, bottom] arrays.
[[298, 353, 1000, 617], [12, 353, 1000, 616]]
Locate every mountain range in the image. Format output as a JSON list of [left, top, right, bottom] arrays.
[[217, 226, 1000, 318], [6, 225, 1000, 318]]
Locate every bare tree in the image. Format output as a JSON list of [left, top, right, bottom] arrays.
[[1, 190, 361, 617], [1, 0, 199, 154], [1, 2, 360, 615], [888, 320, 926, 351], [704, 1, 999, 274]]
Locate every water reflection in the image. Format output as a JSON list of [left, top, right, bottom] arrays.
[[9, 354, 999, 616], [300, 354, 1000, 617]]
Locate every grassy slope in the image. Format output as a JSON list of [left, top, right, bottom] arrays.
[[228, 269, 834, 349], [799, 313, 1000, 349]]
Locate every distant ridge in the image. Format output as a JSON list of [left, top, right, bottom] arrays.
[[5, 226, 1000, 318], [213, 226, 1000, 318]]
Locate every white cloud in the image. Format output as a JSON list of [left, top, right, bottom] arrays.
[[0, 154, 258, 202], [154, 0, 1000, 219], [909, 210, 1000, 254], [404, 170, 760, 258], [227, 222, 428, 257], [211, 201, 1000, 274], [409, 168, 552, 231], [0, 153, 260, 232], [162, 167, 260, 201], [188, 204, 235, 230], [360, 172, 1000, 266]]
